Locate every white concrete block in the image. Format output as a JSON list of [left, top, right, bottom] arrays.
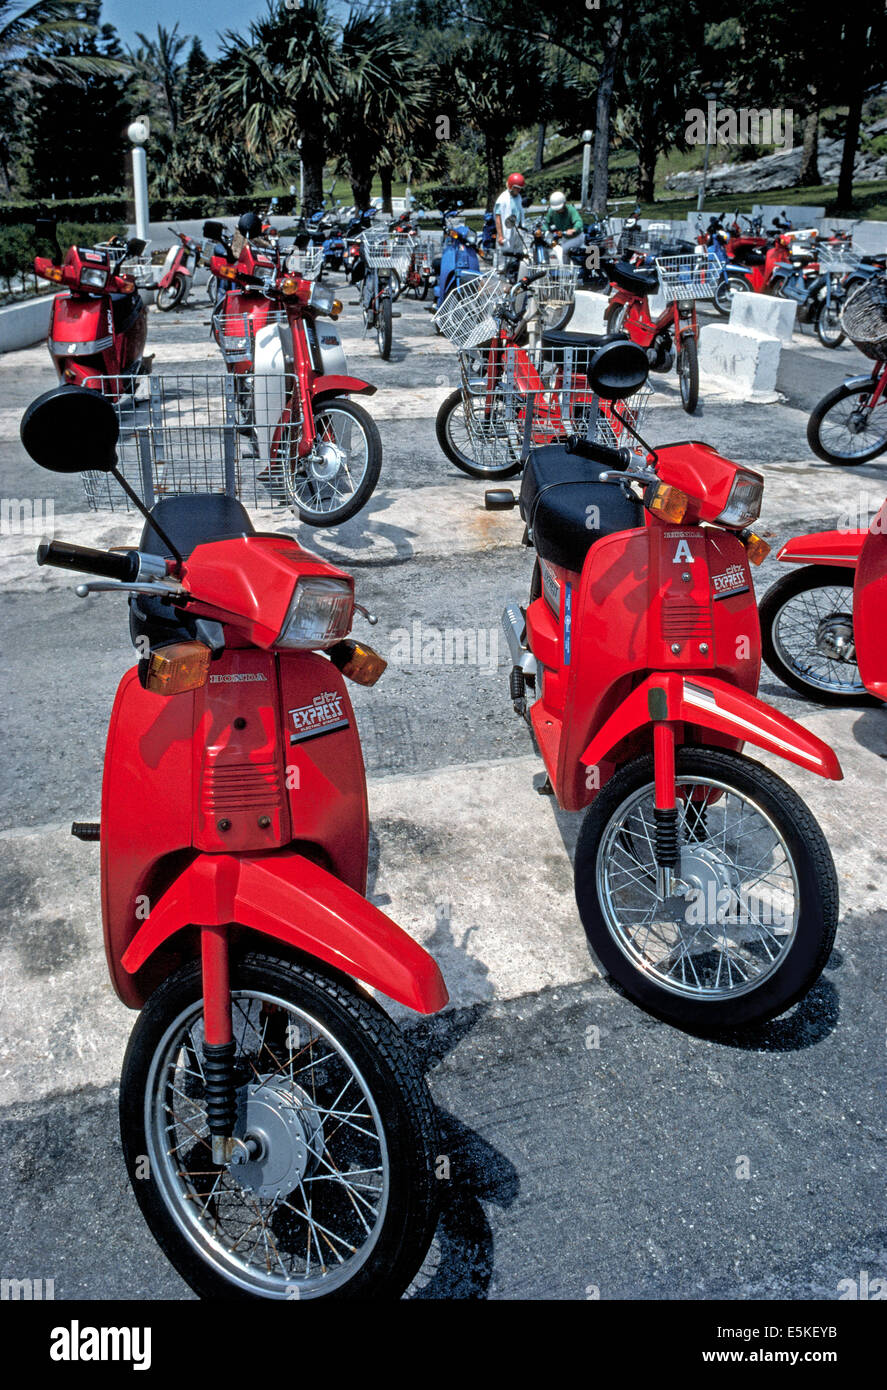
[[700, 321, 782, 401], [0, 294, 56, 354], [568, 290, 609, 334], [729, 290, 796, 344]]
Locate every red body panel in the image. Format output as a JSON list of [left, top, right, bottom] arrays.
[[120, 852, 448, 1015], [854, 499, 887, 698], [776, 529, 866, 567], [101, 646, 378, 1009], [311, 373, 376, 400]]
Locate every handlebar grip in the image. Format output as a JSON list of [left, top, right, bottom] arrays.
[[521, 268, 548, 286], [36, 540, 138, 581], [564, 436, 632, 469]]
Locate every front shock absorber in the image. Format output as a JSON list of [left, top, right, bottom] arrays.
[[200, 925, 238, 1164]]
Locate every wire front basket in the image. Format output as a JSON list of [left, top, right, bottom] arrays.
[[120, 255, 155, 288], [80, 372, 303, 513], [360, 230, 414, 274], [841, 276, 887, 360], [816, 241, 862, 277], [285, 245, 322, 280], [433, 271, 501, 348], [453, 343, 653, 471], [212, 310, 289, 366], [654, 252, 719, 301], [535, 266, 579, 308]]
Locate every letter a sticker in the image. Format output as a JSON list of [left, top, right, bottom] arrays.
[[673, 539, 694, 564]]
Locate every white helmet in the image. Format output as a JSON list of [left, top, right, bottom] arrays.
[[549, 191, 566, 211]]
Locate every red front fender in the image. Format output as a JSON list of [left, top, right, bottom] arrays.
[[121, 852, 448, 1014], [776, 530, 865, 567], [311, 373, 377, 402], [580, 673, 842, 781]]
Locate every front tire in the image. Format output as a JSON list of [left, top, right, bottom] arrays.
[[435, 387, 522, 479], [157, 275, 186, 312], [120, 952, 439, 1299], [760, 566, 877, 704], [377, 296, 392, 360], [815, 296, 845, 349], [807, 379, 887, 464], [677, 334, 699, 413], [287, 397, 382, 525], [574, 748, 839, 1030]]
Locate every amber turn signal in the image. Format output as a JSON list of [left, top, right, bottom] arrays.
[[218, 264, 238, 281], [328, 639, 387, 686], [116, 274, 136, 293], [45, 265, 64, 283], [647, 482, 689, 524], [743, 530, 771, 565], [280, 276, 300, 296], [144, 641, 211, 695], [331, 299, 343, 317]]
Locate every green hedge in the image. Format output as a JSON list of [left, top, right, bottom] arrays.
[[0, 222, 126, 294], [0, 192, 274, 228], [411, 181, 480, 210]]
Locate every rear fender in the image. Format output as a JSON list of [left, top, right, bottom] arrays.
[[120, 852, 448, 1014], [580, 672, 842, 780], [776, 530, 865, 567]]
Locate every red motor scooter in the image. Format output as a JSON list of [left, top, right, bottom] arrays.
[[34, 220, 150, 400], [20, 384, 447, 1300], [759, 495, 887, 705], [486, 339, 841, 1031], [155, 227, 204, 312], [604, 250, 707, 413]]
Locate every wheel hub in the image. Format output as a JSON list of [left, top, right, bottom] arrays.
[[230, 1082, 324, 1200], [815, 612, 855, 663], [671, 845, 739, 922], [308, 441, 344, 482]]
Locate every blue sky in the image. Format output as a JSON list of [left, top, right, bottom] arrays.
[[101, 0, 353, 56]]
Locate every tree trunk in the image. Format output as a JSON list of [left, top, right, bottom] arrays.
[[837, 90, 864, 211], [350, 172, 373, 211], [301, 139, 325, 214], [590, 4, 627, 216], [636, 127, 657, 204], [798, 103, 820, 186], [534, 123, 546, 172], [485, 133, 503, 209], [380, 166, 393, 214]]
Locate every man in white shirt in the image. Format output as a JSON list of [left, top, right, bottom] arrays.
[[494, 173, 525, 272]]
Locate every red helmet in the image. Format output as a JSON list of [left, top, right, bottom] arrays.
[[507, 173, 525, 191]]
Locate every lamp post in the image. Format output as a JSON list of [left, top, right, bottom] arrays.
[[127, 116, 150, 242], [580, 128, 593, 211]]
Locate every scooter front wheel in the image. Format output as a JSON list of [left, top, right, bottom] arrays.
[[574, 748, 838, 1031], [435, 388, 522, 478], [120, 952, 440, 1300], [157, 275, 186, 312], [286, 397, 382, 525], [677, 335, 699, 413]]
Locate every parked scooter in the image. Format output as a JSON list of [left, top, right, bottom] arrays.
[[806, 276, 887, 464], [156, 228, 204, 311], [760, 495, 887, 705], [432, 206, 481, 312], [485, 338, 841, 1030], [34, 220, 150, 399], [19, 383, 447, 1299]]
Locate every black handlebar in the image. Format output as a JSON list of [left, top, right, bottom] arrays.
[[37, 540, 139, 581], [565, 436, 633, 469]]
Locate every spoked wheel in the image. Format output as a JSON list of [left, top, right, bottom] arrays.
[[377, 296, 392, 360], [677, 335, 699, 413], [604, 301, 629, 335], [434, 387, 522, 479], [714, 275, 750, 316], [120, 953, 439, 1300], [285, 397, 382, 525], [574, 748, 839, 1030], [815, 296, 846, 349], [759, 566, 878, 704], [206, 275, 218, 304], [807, 379, 887, 464], [157, 275, 186, 312], [540, 298, 575, 333]]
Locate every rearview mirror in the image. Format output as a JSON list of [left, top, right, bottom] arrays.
[[126, 238, 146, 258], [20, 385, 119, 474], [203, 220, 225, 241], [588, 340, 649, 401]]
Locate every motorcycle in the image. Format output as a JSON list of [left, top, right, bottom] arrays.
[[806, 276, 887, 465], [19, 382, 447, 1299], [604, 247, 709, 413], [207, 230, 383, 523], [34, 220, 150, 399], [760, 495, 887, 706], [484, 337, 841, 1030], [156, 228, 203, 312]]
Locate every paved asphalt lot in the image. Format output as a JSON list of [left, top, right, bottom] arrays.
[[0, 282, 885, 1301]]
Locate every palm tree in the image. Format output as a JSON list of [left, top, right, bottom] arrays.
[[336, 11, 431, 210], [196, 0, 340, 212], [0, 0, 125, 193], [130, 24, 187, 135]]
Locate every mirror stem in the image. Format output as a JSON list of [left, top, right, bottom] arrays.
[[112, 468, 184, 564]]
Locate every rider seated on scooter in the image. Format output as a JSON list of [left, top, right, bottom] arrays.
[[542, 192, 584, 257]]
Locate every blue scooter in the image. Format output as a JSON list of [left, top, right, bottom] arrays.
[[432, 205, 481, 316]]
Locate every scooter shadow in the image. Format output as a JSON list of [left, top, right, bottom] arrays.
[[852, 706, 887, 758], [544, 799, 841, 1054]]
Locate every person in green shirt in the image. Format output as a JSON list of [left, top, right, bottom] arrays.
[[542, 191, 584, 255]]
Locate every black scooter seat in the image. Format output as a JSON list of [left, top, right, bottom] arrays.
[[520, 444, 644, 575], [609, 260, 659, 296], [540, 328, 625, 352]]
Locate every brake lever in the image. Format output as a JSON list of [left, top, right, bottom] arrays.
[[74, 579, 186, 599]]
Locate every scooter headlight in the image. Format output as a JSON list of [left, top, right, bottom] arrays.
[[80, 266, 108, 289], [276, 576, 353, 649], [308, 282, 337, 315], [716, 469, 764, 529]]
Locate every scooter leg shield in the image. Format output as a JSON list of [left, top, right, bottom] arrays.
[[775, 530, 865, 566], [120, 851, 449, 1015], [579, 673, 842, 781]]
